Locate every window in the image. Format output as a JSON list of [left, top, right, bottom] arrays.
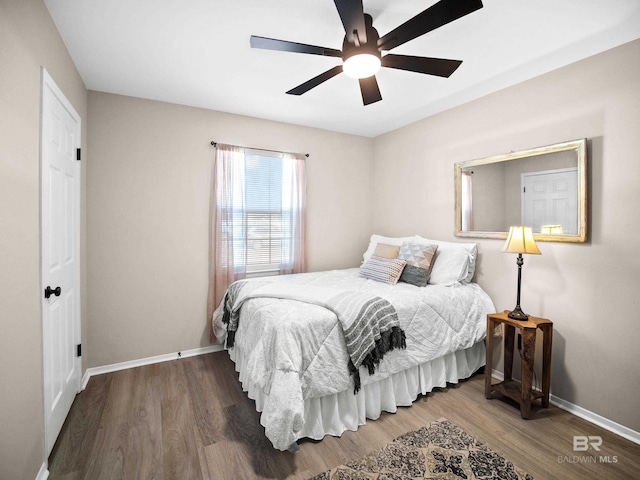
[[210, 143, 306, 308], [235, 150, 296, 274]]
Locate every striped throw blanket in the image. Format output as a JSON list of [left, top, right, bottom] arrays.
[[221, 280, 406, 393]]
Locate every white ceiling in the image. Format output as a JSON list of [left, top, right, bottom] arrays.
[[44, 0, 640, 137]]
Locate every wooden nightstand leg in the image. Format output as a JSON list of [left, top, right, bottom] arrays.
[[485, 318, 496, 399], [503, 324, 515, 381], [541, 324, 553, 408], [520, 329, 536, 419]]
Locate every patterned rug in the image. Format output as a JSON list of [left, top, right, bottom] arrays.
[[310, 419, 533, 480]]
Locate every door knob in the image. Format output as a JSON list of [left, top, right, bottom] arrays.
[[45, 286, 61, 299]]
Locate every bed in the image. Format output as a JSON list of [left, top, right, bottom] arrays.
[[212, 234, 495, 451]]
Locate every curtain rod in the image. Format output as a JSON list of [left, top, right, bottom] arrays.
[[211, 141, 309, 158]]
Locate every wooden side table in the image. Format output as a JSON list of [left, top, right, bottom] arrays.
[[485, 310, 553, 419]]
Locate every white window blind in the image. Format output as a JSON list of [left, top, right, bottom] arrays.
[[233, 149, 294, 274]]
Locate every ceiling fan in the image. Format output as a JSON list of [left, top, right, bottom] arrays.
[[250, 0, 484, 105]]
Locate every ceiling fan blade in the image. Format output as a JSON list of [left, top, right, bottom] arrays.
[[382, 54, 462, 77], [333, 0, 367, 44], [378, 0, 483, 52], [286, 65, 344, 96], [250, 35, 342, 57], [358, 75, 382, 105]]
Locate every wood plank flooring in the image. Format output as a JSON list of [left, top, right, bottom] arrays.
[[48, 351, 640, 479]]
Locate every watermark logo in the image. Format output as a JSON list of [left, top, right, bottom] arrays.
[[573, 435, 602, 452], [557, 435, 618, 464]]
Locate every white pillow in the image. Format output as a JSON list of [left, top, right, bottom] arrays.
[[414, 236, 478, 285], [362, 234, 415, 263]]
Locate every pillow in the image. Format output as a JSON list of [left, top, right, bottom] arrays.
[[397, 242, 438, 287], [362, 234, 415, 263], [373, 243, 401, 259], [360, 255, 407, 285], [414, 236, 478, 285]]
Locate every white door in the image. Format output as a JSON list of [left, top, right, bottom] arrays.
[[41, 68, 81, 456], [522, 167, 578, 234]]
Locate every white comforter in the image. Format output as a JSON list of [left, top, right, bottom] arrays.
[[212, 268, 495, 449]]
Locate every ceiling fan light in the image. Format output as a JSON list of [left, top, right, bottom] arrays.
[[343, 53, 381, 79]]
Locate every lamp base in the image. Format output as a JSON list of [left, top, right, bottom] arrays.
[[507, 306, 529, 321]]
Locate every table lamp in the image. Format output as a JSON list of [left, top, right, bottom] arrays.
[[502, 226, 541, 320], [541, 225, 563, 235]]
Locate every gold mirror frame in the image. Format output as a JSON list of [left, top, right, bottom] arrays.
[[454, 139, 587, 243]]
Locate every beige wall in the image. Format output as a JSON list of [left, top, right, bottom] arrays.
[[86, 92, 374, 367], [373, 39, 640, 432], [0, 1, 88, 479]]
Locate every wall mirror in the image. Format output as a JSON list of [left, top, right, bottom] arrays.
[[454, 138, 587, 243]]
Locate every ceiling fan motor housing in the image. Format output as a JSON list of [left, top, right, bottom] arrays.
[[341, 14, 380, 63]]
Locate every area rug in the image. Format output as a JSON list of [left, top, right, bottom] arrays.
[[310, 419, 533, 480]]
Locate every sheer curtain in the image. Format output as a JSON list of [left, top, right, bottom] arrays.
[[461, 171, 474, 231], [207, 145, 307, 338], [207, 144, 245, 331], [279, 152, 307, 275]]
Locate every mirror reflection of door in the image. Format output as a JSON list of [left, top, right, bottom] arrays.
[[522, 168, 578, 234]]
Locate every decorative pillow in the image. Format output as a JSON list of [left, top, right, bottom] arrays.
[[373, 243, 401, 259], [397, 242, 438, 287], [359, 255, 407, 285], [414, 236, 478, 285], [362, 234, 415, 263]]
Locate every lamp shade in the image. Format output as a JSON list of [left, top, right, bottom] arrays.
[[502, 226, 541, 255], [541, 224, 563, 235]]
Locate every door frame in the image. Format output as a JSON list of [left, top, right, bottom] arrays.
[[40, 67, 82, 457]]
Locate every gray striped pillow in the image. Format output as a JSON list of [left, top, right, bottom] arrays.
[[359, 255, 407, 284]]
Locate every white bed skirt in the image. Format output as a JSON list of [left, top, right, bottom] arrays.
[[228, 340, 486, 446]]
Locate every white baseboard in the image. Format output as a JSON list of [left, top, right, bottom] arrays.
[[549, 394, 640, 445], [490, 369, 640, 445], [35, 462, 49, 480], [81, 344, 224, 390]]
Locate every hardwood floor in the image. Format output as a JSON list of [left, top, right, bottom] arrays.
[[49, 351, 640, 479]]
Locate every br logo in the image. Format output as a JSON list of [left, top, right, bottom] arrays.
[[573, 435, 602, 451]]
